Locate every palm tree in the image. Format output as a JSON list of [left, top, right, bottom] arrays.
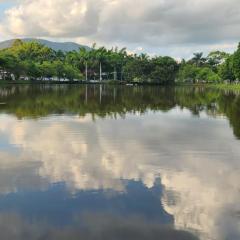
[[191, 52, 206, 67], [66, 51, 79, 68], [119, 48, 127, 81], [55, 50, 65, 62], [138, 53, 149, 61], [108, 48, 119, 81], [79, 48, 89, 81], [88, 45, 99, 80], [95, 47, 107, 81], [107, 47, 127, 81]]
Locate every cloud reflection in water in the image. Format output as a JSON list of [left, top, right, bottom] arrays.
[[0, 98, 239, 239]]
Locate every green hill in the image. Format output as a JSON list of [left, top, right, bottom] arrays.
[[0, 38, 91, 52]]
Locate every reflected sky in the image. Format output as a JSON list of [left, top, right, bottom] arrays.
[[0, 85, 240, 240]]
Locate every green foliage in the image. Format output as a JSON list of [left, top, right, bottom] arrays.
[[0, 40, 83, 81], [218, 55, 235, 82], [177, 47, 240, 83], [1, 39, 240, 84], [0, 40, 178, 84], [196, 67, 221, 82], [207, 51, 229, 66], [233, 43, 240, 80], [177, 64, 200, 83], [190, 52, 206, 67], [123, 55, 178, 84], [39, 61, 55, 78], [63, 64, 82, 80], [150, 56, 178, 84], [123, 54, 152, 82], [22, 61, 41, 79], [14, 41, 55, 62], [177, 64, 221, 83], [0, 51, 22, 79]]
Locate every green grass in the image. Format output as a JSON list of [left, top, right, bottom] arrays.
[[0, 80, 125, 85], [207, 83, 240, 91], [0, 80, 32, 85], [1, 80, 240, 92], [175, 82, 240, 92], [0, 80, 75, 85]]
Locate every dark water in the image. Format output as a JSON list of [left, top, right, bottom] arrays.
[[0, 85, 240, 240]]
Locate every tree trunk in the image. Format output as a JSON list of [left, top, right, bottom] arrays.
[[3, 68, 5, 81], [85, 84, 88, 104], [85, 62, 88, 81], [100, 62, 102, 81], [99, 84, 102, 103], [120, 66, 123, 81], [114, 87, 116, 102], [114, 67, 117, 81]]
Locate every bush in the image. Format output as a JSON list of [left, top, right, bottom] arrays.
[[197, 67, 221, 83], [177, 64, 200, 83]]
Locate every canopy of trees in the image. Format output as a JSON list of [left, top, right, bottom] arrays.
[[0, 39, 176, 84], [177, 45, 240, 83], [1, 39, 240, 84]]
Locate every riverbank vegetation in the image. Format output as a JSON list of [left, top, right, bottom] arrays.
[[207, 83, 240, 92], [0, 39, 240, 84]]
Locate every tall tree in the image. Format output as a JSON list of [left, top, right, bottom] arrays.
[[95, 47, 107, 81], [233, 43, 240, 80], [191, 52, 206, 67], [78, 48, 90, 81]]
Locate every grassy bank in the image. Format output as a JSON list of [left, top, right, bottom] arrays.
[[0, 80, 173, 86], [175, 82, 240, 91], [0, 80, 32, 85], [0, 80, 127, 85], [206, 83, 240, 92], [1, 80, 240, 92]]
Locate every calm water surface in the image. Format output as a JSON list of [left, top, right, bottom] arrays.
[[0, 85, 240, 240]]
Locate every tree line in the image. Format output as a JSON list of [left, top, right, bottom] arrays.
[[177, 46, 240, 83], [0, 39, 240, 84]]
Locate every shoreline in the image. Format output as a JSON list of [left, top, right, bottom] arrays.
[[0, 80, 173, 86], [206, 83, 240, 91], [1, 80, 240, 91]]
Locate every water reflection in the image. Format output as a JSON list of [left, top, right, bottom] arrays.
[[0, 213, 198, 240], [0, 85, 240, 138], [0, 85, 240, 240]]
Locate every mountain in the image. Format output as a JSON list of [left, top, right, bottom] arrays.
[[0, 38, 91, 52]]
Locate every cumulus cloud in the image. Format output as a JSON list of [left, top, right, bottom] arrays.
[[0, 0, 240, 57], [1, 0, 102, 37]]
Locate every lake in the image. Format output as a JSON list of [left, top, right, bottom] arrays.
[[0, 84, 239, 240]]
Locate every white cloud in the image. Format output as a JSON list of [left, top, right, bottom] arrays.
[[1, 0, 240, 57], [1, 0, 102, 37]]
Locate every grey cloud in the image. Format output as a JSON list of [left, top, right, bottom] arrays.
[[101, 0, 240, 46], [1, 0, 240, 57]]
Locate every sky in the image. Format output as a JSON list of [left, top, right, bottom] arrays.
[[0, 0, 240, 59]]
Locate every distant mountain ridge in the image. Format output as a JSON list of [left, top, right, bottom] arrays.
[[0, 38, 91, 52]]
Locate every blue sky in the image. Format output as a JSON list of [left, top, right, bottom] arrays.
[[0, 2, 15, 18], [0, 0, 240, 59]]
